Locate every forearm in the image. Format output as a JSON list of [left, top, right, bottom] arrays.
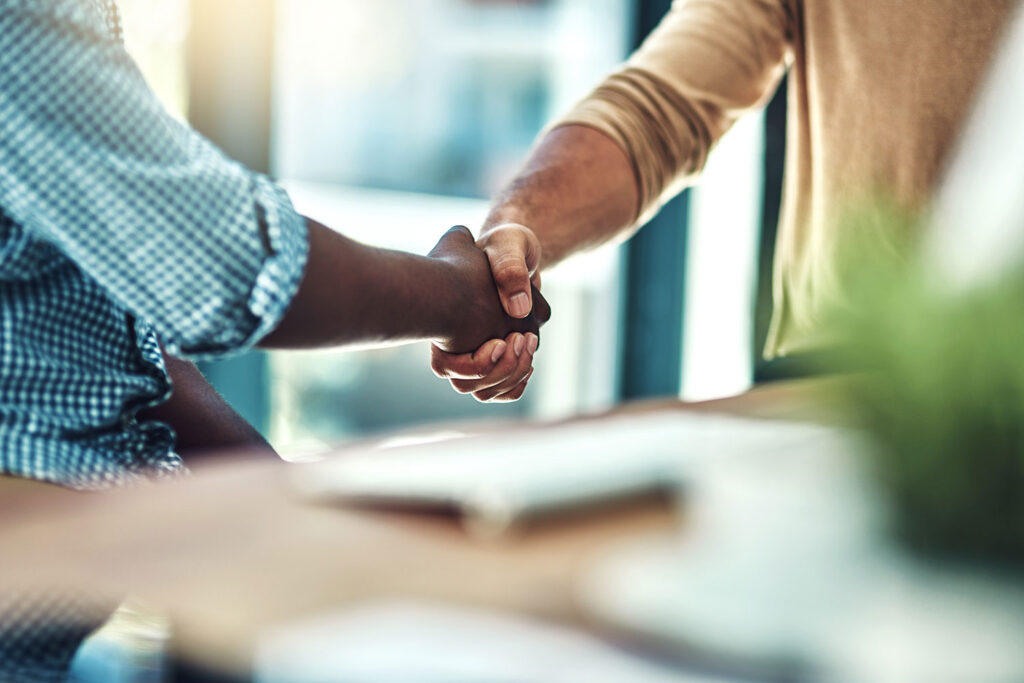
[[481, 125, 640, 268], [140, 354, 277, 464], [260, 219, 460, 350], [260, 220, 542, 353], [484, 0, 794, 269]]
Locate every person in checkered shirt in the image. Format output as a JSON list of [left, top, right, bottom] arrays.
[[0, 0, 548, 490], [0, 0, 547, 677]]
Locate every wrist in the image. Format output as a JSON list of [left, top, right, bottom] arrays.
[[481, 203, 534, 235], [425, 256, 471, 346], [478, 221, 539, 251]]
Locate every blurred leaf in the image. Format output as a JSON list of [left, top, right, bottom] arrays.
[[829, 205, 1024, 566]]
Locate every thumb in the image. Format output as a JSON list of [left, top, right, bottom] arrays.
[[439, 224, 474, 248], [481, 224, 541, 319], [428, 225, 474, 258], [531, 284, 552, 326]]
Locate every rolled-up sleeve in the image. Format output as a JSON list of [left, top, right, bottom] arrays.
[[0, 0, 308, 358], [553, 0, 794, 225]]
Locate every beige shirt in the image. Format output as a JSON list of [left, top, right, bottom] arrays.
[[557, 0, 1016, 358]]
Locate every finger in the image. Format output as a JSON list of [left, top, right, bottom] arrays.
[[481, 225, 542, 319], [449, 333, 526, 394], [488, 250, 532, 319], [531, 285, 552, 326], [498, 371, 534, 402], [443, 224, 474, 243], [428, 225, 475, 259], [505, 290, 549, 340], [525, 332, 539, 356], [430, 339, 506, 380], [471, 343, 534, 402], [482, 369, 534, 404]]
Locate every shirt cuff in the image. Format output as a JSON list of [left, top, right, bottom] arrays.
[[178, 176, 309, 360], [242, 176, 310, 351]]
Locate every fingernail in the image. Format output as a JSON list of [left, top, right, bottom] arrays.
[[526, 334, 539, 355], [490, 341, 507, 364], [508, 292, 530, 318], [513, 334, 526, 357]]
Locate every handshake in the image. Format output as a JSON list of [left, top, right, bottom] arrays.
[[426, 223, 550, 403]]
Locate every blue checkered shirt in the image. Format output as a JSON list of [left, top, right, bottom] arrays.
[[0, 0, 309, 490]]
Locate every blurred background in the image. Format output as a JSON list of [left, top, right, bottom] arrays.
[[64, 4, 1024, 680], [118, 0, 782, 457]]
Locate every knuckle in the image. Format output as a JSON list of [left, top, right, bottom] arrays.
[[496, 388, 524, 403], [430, 354, 454, 378], [492, 352, 519, 373], [537, 303, 552, 324], [532, 289, 552, 320], [447, 225, 472, 239], [450, 380, 476, 395], [430, 359, 447, 378], [505, 387, 527, 402], [482, 224, 525, 245], [495, 370, 530, 395], [491, 260, 530, 287]]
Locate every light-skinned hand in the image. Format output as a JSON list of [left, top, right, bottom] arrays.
[[430, 223, 545, 402], [428, 225, 549, 355]]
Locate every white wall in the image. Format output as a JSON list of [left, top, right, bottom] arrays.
[[680, 113, 765, 402]]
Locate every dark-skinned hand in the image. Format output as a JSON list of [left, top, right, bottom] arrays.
[[427, 226, 551, 355]]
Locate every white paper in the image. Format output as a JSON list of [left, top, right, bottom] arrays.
[[292, 412, 837, 535], [254, 601, 721, 683]]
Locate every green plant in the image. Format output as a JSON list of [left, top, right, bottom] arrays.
[[831, 208, 1024, 565]]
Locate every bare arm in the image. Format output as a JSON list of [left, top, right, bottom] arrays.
[[138, 353, 277, 465], [145, 222, 551, 456], [481, 125, 639, 275], [425, 126, 636, 401], [259, 220, 547, 354], [431, 0, 793, 401]]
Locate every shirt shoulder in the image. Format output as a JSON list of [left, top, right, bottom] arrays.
[[0, 0, 115, 40]]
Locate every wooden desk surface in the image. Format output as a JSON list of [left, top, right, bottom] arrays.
[[0, 377, 840, 675]]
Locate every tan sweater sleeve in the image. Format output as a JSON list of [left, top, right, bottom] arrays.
[[555, 0, 794, 224]]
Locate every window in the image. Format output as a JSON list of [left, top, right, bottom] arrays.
[[120, 0, 771, 450], [118, 0, 189, 120], [270, 0, 631, 453]]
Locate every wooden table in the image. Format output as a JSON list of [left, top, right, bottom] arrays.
[[0, 378, 840, 677]]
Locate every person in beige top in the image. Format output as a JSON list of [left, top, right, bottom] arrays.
[[429, 0, 1019, 401]]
